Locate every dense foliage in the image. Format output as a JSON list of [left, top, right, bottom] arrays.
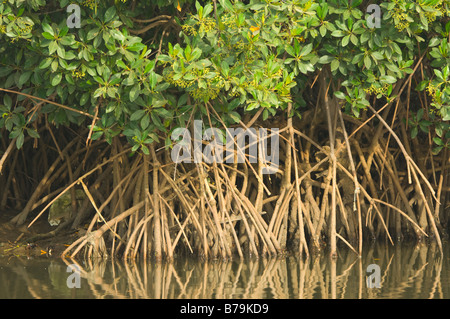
[[0, 0, 448, 152]]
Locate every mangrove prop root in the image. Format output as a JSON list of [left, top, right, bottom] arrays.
[[2, 100, 447, 260]]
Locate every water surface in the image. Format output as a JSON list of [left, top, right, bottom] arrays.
[[0, 242, 448, 299]]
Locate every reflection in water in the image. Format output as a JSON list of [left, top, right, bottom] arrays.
[[0, 242, 448, 299]]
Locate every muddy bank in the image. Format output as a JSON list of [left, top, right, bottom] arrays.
[[0, 210, 82, 258]]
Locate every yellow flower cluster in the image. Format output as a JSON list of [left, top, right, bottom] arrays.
[[423, 0, 446, 22], [233, 40, 245, 50], [72, 69, 86, 79], [182, 17, 216, 36], [392, 8, 410, 31], [17, 24, 33, 35], [439, 6, 448, 16], [182, 24, 196, 35], [228, 81, 249, 98], [221, 15, 235, 28], [435, 0, 449, 17], [426, 83, 436, 99], [199, 17, 217, 33], [425, 11, 437, 22], [166, 72, 193, 88], [364, 83, 390, 95], [0, 21, 33, 37], [300, 0, 314, 13], [190, 87, 220, 101], [228, 90, 241, 98], [82, 0, 97, 10], [166, 67, 224, 101]]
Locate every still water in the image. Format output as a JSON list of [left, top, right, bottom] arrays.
[[0, 242, 448, 299]]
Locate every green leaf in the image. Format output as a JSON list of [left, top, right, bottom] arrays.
[[330, 59, 340, 72], [87, 28, 100, 40], [228, 111, 241, 123], [246, 102, 259, 111], [0, 67, 12, 78], [42, 23, 54, 36], [371, 52, 383, 60], [91, 131, 103, 141], [144, 60, 155, 74], [59, 26, 69, 37], [110, 29, 125, 42], [149, 72, 158, 89], [132, 144, 140, 152], [183, 73, 196, 81], [432, 146, 443, 155], [351, 0, 362, 8], [319, 24, 327, 37], [331, 30, 345, 37], [429, 37, 440, 47], [51, 60, 58, 72], [141, 114, 150, 129], [342, 35, 350, 47], [364, 55, 371, 69], [80, 92, 90, 106], [51, 73, 62, 86], [93, 87, 104, 98], [42, 32, 54, 39], [433, 137, 443, 145], [117, 60, 127, 69], [4, 94, 12, 108], [16, 132, 25, 149], [380, 75, 397, 84], [416, 80, 428, 91], [49, 41, 58, 55], [141, 145, 150, 155], [104, 7, 116, 22], [334, 91, 346, 99], [318, 55, 334, 64], [262, 109, 269, 121], [129, 84, 140, 102], [60, 35, 75, 46], [27, 129, 40, 139], [64, 51, 76, 60], [299, 43, 312, 56], [127, 43, 146, 52], [443, 112, 450, 121], [219, 0, 234, 12], [130, 109, 146, 121], [411, 126, 418, 139], [18, 71, 32, 88], [93, 76, 104, 84], [419, 123, 430, 133], [151, 113, 164, 131], [56, 45, 66, 59], [106, 87, 117, 98], [221, 60, 230, 76], [416, 108, 424, 121]]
